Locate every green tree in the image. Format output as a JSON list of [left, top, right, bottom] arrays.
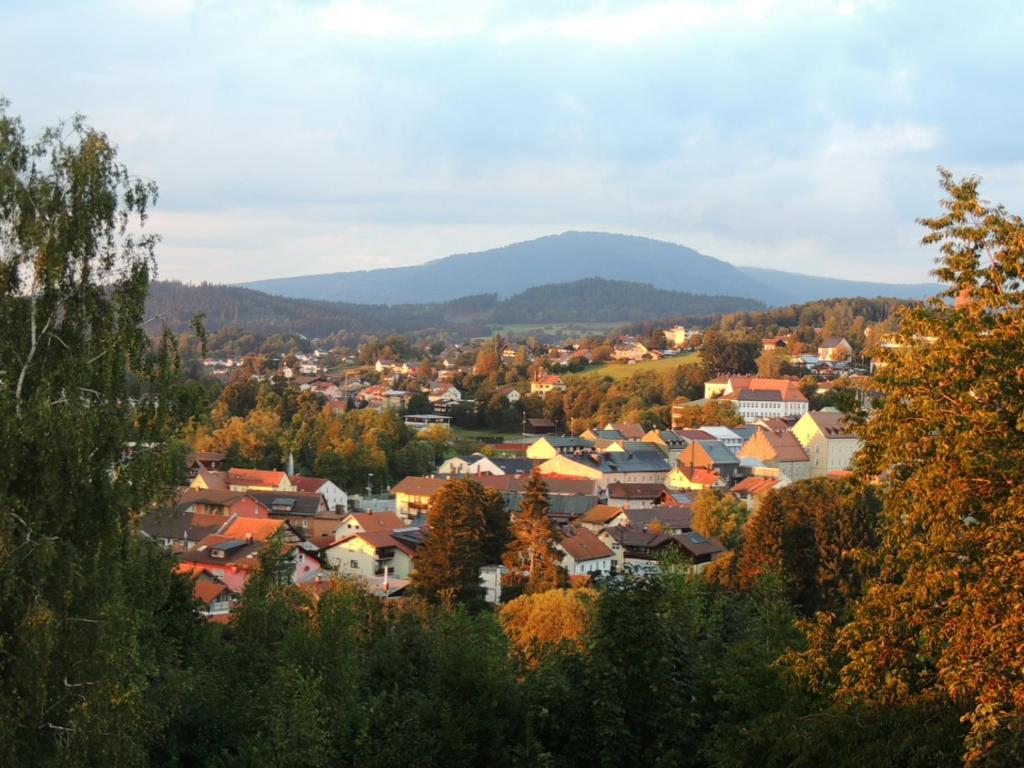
[[0, 104, 198, 765], [502, 472, 566, 594], [794, 171, 1024, 764], [412, 479, 510, 607]]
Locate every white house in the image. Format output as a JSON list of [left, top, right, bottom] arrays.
[[558, 528, 615, 578], [291, 476, 348, 512]]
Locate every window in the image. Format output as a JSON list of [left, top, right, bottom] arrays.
[[350, 559, 359, 569]]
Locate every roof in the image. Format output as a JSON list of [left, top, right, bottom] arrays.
[[291, 475, 329, 493], [503, 493, 599, 521], [568, 451, 670, 475], [674, 429, 716, 441], [526, 417, 557, 428], [248, 491, 325, 517], [176, 488, 252, 510], [672, 531, 725, 558], [699, 426, 742, 443], [819, 337, 850, 348], [487, 457, 538, 474], [188, 451, 226, 463], [392, 476, 447, 497], [579, 504, 628, 525], [731, 476, 779, 496], [695, 440, 739, 465], [219, 516, 286, 541], [607, 482, 666, 500], [194, 577, 232, 605], [139, 508, 225, 542], [540, 436, 595, 449], [605, 422, 646, 440], [178, 534, 265, 568], [226, 468, 288, 488], [739, 428, 809, 463], [626, 506, 693, 530], [673, 466, 721, 486], [342, 512, 405, 531], [560, 528, 614, 562], [327, 531, 417, 558], [803, 409, 856, 439]]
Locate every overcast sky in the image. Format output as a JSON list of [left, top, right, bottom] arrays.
[[2, 0, 1022, 284]]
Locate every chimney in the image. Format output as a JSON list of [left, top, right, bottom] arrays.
[[287, 451, 295, 478], [245, 532, 254, 544]]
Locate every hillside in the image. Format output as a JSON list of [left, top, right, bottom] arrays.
[[242, 231, 937, 305], [146, 277, 761, 338]]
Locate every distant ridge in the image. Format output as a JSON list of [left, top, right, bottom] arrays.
[[146, 276, 763, 338], [242, 231, 937, 305]]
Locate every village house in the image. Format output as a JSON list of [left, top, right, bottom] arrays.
[[677, 440, 740, 482], [323, 531, 417, 580], [737, 427, 811, 481], [791, 409, 861, 476], [190, 467, 297, 494], [497, 386, 521, 404], [663, 325, 691, 349], [606, 482, 666, 509], [526, 436, 595, 460], [536, 450, 671, 493], [558, 527, 615, 578], [704, 375, 809, 423], [428, 383, 462, 411], [817, 337, 853, 362], [611, 338, 649, 362], [291, 475, 348, 512], [531, 374, 567, 394], [666, 465, 723, 492]]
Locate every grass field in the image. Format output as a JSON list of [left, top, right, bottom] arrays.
[[488, 321, 622, 338], [580, 350, 702, 381]]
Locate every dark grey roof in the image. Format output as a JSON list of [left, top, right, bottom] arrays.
[[489, 457, 538, 474], [739, 389, 782, 402], [249, 491, 323, 517]]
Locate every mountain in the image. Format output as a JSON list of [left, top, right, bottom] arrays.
[[242, 231, 937, 305], [146, 277, 762, 338], [736, 266, 936, 304]]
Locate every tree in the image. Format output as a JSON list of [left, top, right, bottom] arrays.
[[0, 103, 198, 765], [500, 588, 596, 669], [692, 489, 748, 550], [793, 171, 1024, 764], [412, 479, 510, 608], [701, 331, 759, 377], [672, 399, 743, 428], [503, 472, 566, 594], [738, 478, 878, 616]]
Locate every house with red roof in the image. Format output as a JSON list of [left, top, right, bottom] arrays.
[[291, 475, 348, 512]]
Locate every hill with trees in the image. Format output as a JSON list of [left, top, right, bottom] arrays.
[[145, 277, 763, 338], [242, 231, 937, 305]]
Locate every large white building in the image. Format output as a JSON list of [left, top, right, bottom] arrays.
[[704, 375, 809, 423]]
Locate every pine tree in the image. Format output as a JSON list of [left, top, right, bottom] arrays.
[[503, 471, 566, 594], [412, 478, 509, 607]]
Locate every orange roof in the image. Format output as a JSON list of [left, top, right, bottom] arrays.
[[220, 517, 285, 541], [226, 468, 288, 487], [343, 512, 405, 531], [676, 466, 720, 486], [731, 476, 779, 495], [291, 476, 328, 493], [194, 579, 229, 604]]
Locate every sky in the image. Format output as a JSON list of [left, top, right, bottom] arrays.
[[2, 0, 1023, 284]]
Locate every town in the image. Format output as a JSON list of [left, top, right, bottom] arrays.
[[151, 318, 879, 620]]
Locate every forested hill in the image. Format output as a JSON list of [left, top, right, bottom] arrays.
[[145, 278, 763, 337], [242, 231, 938, 305]]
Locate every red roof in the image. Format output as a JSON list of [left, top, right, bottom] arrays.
[[194, 579, 229, 605], [343, 512, 405, 531], [219, 517, 285, 541], [676, 466, 720, 486], [291, 476, 328, 493], [731, 476, 779, 495], [227, 468, 288, 488]]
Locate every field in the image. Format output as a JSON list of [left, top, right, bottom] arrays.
[[580, 350, 702, 381], [488, 321, 622, 339]]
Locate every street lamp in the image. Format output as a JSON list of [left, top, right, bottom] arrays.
[[367, 472, 373, 498]]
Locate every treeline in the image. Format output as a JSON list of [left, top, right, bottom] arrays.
[[146, 277, 761, 339]]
